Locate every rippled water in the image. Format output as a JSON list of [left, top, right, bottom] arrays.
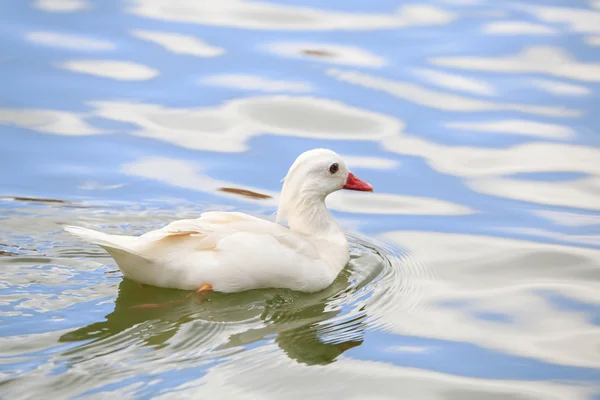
[[1, 0, 600, 398]]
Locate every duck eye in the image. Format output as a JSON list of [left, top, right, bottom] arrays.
[[329, 163, 339, 174]]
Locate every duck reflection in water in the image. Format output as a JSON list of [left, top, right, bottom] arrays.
[[59, 260, 367, 366]]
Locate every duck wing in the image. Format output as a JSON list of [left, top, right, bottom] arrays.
[[141, 211, 319, 259]]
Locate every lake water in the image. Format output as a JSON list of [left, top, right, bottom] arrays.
[[1, 0, 600, 398]]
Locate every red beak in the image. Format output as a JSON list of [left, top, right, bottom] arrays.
[[343, 172, 373, 192]]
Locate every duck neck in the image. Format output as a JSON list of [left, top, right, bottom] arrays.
[[277, 186, 350, 275], [277, 188, 342, 238]]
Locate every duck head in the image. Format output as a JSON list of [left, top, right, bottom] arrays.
[[276, 149, 372, 233]]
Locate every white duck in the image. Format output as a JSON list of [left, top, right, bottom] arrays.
[[64, 149, 372, 295]]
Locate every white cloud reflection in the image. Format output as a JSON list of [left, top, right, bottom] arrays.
[[328, 191, 474, 215], [201, 74, 313, 93], [90, 96, 402, 152], [375, 230, 600, 368], [327, 68, 580, 117], [25, 32, 115, 51], [0, 109, 102, 135], [445, 119, 575, 140], [59, 60, 159, 80], [155, 345, 595, 399], [121, 157, 279, 206], [126, 1, 455, 31], [533, 209, 600, 227], [0, 95, 404, 153], [431, 46, 600, 82], [33, 0, 89, 12], [342, 155, 399, 170], [469, 176, 600, 211], [522, 4, 600, 34], [324, 67, 598, 210], [130, 30, 225, 57], [439, 0, 484, 4], [499, 226, 600, 247], [412, 68, 496, 96], [586, 36, 600, 46], [483, 21, 557, 35], [531, 79, 591, 96], [381, 135, 600, 210]]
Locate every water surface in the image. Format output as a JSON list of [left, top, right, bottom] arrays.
[[1, 0, 600, 398]]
